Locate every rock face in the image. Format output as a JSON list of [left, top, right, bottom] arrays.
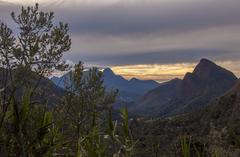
[[130, 59, 238, 117]]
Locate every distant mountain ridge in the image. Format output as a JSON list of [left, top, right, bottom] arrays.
[[0, 68, 65, 106], [103, 68, 159, 96], [51, 68, 159, 103], [130, 58, 238, 117]]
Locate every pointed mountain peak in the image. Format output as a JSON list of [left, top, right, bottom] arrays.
[[103, 68, 114, 75], [199, 58, 215, 64], [193, 58, 217, 74], [182, 58, 217, 81], [192, 58, 237, 80], [130, 78, 139, 82]]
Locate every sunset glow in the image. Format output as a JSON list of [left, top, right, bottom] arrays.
[[111, 61, 240, 82], [111, 63, 195, 82]]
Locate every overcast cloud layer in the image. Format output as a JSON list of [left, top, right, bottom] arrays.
[[1, 0, 240, 69]]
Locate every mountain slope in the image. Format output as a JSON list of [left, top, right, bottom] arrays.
[[130, 78, 182, 114], [134, 79, 240, 157], [103, 68, 159, 98], [51, 68, 159, 102], [0, 68, 65, 106], [201, 79, 240, 127], [131, 58, 238, 117]]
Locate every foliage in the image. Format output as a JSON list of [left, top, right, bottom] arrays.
[[0, 3, 137, 157], [180, 135, 191, 157], [58, 62, 136, 157], [10, 3, 71, 75]]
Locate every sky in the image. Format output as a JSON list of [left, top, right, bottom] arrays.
[[1, 0, 240, 82]]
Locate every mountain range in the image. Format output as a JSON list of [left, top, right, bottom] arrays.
[[129, 58, 238, 117], [51, 58, 238, 118], [48, 58, 240, 155], [51, 68, 159, 103]]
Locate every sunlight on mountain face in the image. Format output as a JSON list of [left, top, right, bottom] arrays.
[[111, 61, 240, 82]]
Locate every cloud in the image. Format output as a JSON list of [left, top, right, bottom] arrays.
[[64, 24, 240, 66], [111, 60, 240, 82], [50, 0, 240, 36], [66, 49, 239, 66], [111, 63, 196, 82], [2, 1, 240, 36], [1, 0, 240, 69]]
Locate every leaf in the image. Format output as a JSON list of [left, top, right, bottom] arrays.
[[19, 89, 32, 123], [42, 112, 52, 127], [120, 108, 129, 138]]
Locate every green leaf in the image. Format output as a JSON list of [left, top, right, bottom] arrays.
[[120, 108, 129, 138], [20, 89, 32, 123], [42, 112, 52, 127]]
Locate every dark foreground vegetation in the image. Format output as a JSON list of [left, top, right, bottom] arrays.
[[0, 3, 240, 157], [0, 4, 135, 157]]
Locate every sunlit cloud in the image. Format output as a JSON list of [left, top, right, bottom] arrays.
[[111, 63, 196, 82], [217, 61, 240, 77], [111, 60, 240, 82]]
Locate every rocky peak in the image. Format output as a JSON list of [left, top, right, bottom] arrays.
[[103, 68, 114, 76], [130, 78, 139, 82], [193, 58, 237, 81], [180, 58, 237, 101]]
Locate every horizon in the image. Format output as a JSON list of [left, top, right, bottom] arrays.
[[1, 0, 240, 82], [52, 58, 240, 83]]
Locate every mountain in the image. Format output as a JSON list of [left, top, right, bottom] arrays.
[[129, 78, 182, 115], [51, 76, 67, 89], [130, 58, 238, 117], [51, 68, 159, 103], [0, 68, 65, 106], [134, 79, 240, 156], [37, 76, 65, 105], [201, 79, 240, 128], [103, 68, 159, 100]]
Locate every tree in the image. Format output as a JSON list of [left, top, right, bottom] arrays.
[[0, 4, 136, 157], [59, 62, 136, 157], [59, 62, 116, 156], [0, 2, 71, 126], [11, 3, 71, 76], [0, 3, 71, 157]]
